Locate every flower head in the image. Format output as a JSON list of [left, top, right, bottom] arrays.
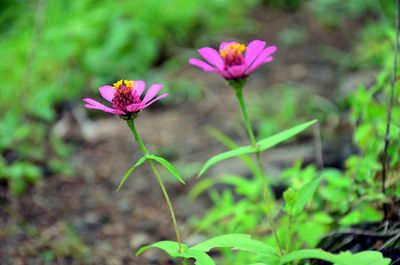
[[189, 40, 276, 80], [84, 80, 168, 119]]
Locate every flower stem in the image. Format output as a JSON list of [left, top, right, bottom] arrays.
[[126, 119, 184, 257], [233, 83, 284, 256]]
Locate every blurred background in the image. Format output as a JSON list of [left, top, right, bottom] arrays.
[[0, 0, 398, 264]]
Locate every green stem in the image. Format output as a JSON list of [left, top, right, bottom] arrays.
[[126, 119, 185, 259], [234, 84, 284, 256]]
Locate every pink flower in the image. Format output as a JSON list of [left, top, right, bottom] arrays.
[[189, 40, 277, 80], [84, 80, 168, 117]]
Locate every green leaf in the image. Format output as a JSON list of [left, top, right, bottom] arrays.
[[280, 249, 391, 265], [146, 154, 185, 184], [184, 249, 215, 265], [281, 249, 339, 264], [191, 234, 278, 259], [198, 145, 257, 177], [189, 174, 258, 200], [256, 120, 317, 151], [292, 176, 322, 215], [137, 241, 215, 265], [198, 120, 317, 177], [116, 156, 146, 192], [296, 221, 326, 247], [352, 251, 391, 265], [218, 175, 260, 197], [207, 126, 259, 177], [136, 241, 183, 257], [188, 178, 216, 200]]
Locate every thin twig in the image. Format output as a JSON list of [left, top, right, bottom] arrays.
[[381, 0, 399, 221]]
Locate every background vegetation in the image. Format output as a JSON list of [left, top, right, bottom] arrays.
[[1, 0, 399, 264]]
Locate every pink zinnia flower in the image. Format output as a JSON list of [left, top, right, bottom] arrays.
[[189, 40, 277, 80], [84, 80, 168, 118]]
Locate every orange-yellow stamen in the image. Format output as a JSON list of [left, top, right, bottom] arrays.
[[124, 80, 134, 88], [219, 43, 247, 67], [113, 80, 123, 89], [112, 79, 140, 113], [219, 43, 246, 59], [113, 79, 135, 90]]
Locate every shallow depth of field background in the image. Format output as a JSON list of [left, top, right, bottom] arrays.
[[1, 0, 399, 264]]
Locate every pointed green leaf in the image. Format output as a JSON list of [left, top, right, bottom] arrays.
[[146, 154, 185, 184], [136, 241, 183, 257], [185, 249, 215, 265], [137, 241, 215, 265], [280, 249, 391, 265], [189, 174, 257, 200], [218, 175, 259, 196], [280, 249, 340, 264], [207, 127, 259, 177], [257, 120, 317, 151], [198, 120, 317, 177], [351, 251, 391, 265], [198, 145, 256, 177], [191, 234, 278, 258], [292, 176, 323, 216], [117, 156, 147, 192], [188, 178, 217, 200]]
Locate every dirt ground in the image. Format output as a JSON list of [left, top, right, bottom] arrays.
[[0, 4, 367, 265]]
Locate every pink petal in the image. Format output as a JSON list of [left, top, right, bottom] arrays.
[[227, 65, 247, 78], [83, 98, 123, 115], [142, 84, 163, 104], [84, 104, 123, 115], [245, 46, 277, 75], [142, 93, 168, 108], [133, 80, 146, 98], [83, 98, 108, 108], [126, 103, 144, 113], [99, 86, 115, 102], [264, 57, 274, 63], [198, 47, 224, 69], [127, 93, 168, 112], [213, 68, 232, 79], [189, 58, 215, 71], [245, 40, 266, 66]]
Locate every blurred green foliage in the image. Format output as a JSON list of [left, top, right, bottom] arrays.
[[0, 0, 258, 195], [309, 0, 379, 28], [262, 0, 303, 11], [248, 84, 339, 139]]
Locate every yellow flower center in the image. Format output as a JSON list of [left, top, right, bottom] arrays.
[[112, 79, 140, 113], [113, 79, 135, 94], [219, 43, 246, 58], [219, 43, 247, 67]]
